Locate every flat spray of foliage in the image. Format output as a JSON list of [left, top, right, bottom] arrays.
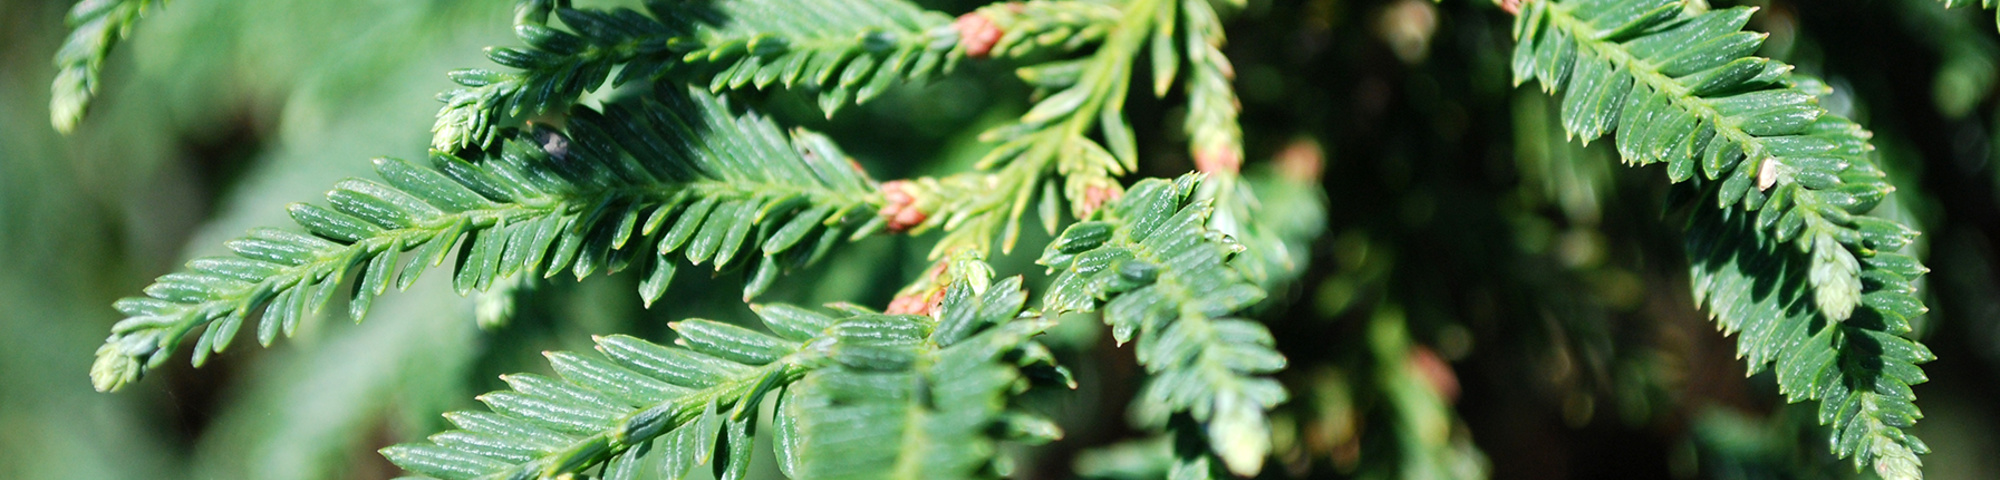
[[54, 0, 1948, 478], [1512, 0, 1930, 477], [51, 0, 168, 132]]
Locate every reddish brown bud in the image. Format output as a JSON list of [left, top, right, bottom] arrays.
[[885, 288, 946, 316], [956, 12, 1004, 58], [885, 292, 926, 315], [883, 185, 913, 206], [885, 261, 953, 316], [1499, 0, 1525, 15], [879, 180, 930, 232], [1077, 184, 1123, 218], [1194, 145, 1244, 175], [891, 208, 928, 231]]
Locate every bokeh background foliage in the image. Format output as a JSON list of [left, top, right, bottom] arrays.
[[5, 0, 2000, 479]]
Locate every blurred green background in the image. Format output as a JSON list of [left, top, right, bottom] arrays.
[[5, 0, 2000, 479]]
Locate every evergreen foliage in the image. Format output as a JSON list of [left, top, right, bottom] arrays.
[[908, 0, 1167, 256], [37, 0, 1971, 479], [381, 266, 1060, 480], [50, 0, 167, 132], [1177, 0, 1244, 171], [1686, 193, 1931, 480], [435, 0, 963, 152], [786, 275, 1065, 480], [914, 0, 1243, 257], [1041, 176, 1286, 478], [1512, 0, 1932, 476], [92, 87, 881, 392]]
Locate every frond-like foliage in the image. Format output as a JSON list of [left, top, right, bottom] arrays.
[[786, 276, 1065, 480], [916, 0, 1257, 258], [977, 0, 1157, 193], [914, 0, 1164, 256], [384, 271, 1059, 480], [435, 5, 670, 151], [1175, 0, 1242, 171], [382, 316, 822, 479], [1513, 1, 1895, 321], [434, 0, 960, 151], [1938, 0, 2000, 31], [1179, 0, 1327, 294], [51, 0, 168, 132], [1513, 1, 1933, 476], [1686, 197, 1932, 480], [681, 0, 960, 116], [91, 88, 882, 392], [1040, 176, 1287, 478], [968, 0, 1122, 60]]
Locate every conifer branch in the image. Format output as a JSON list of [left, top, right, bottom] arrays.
[[50, 0, 1964, 478], [893, 0, 1166, 258], [1179, 0, 1243, 177], [92, 88, 882, 392], [788, 275, 1067, 480], [384, 268, 1061, 480], [1175, 0, 1328, 293], [382, 318, 824, 479], [1685, 192, 1931, 480], [1040, 176, 1286, 477], [682, 0, 961, 117], [963, 0, 1122, 60], [905, 0, 1258, 261], [51, 0, 168, 132], [1512, 1, 1933, 476], [434, 0, 969, 152]]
